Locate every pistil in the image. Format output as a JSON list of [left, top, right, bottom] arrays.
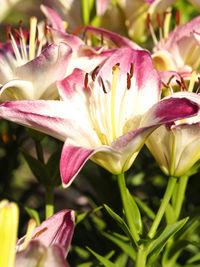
[[111, 63, 120, 140], [29, 16, 37, 60], [22, 219, 37, 250]]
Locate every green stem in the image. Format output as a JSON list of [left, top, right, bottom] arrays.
[[148, 176, 177, 239], [117, 173, 140, 246], [136, 245, 147, 267], [45, 186, 54, 219], [35, 140, 44, 163], [173, 175, 189, 221]]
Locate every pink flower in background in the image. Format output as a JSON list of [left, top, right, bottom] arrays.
[[146, 91, 200, 177], [16, 210, 75, 267], [0, 17, 72, 101], [0, 199, 75, 267]]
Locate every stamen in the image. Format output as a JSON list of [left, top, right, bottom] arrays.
[[147, 13, 158, 46], [167, 74, 176, 86], [29, 16, 37, 60], [176, 10, 180, 26], [84, 73, 89, 88], [92, 66, 100, 81], [146, 13, 150, 29], [111, 64, 120, 140], [130, 63, 134, 78], [7, 24, 22, 63], [22, 219, 36, 250], [127, 73, 131, 89], [6, 24, 11, 40], [188, 71, 197, 92], [157, 13, 163, 41], [72, 25, 84, 35], [196, 77, 200, 93], [176, 79, 183, 90], [19, 20, 28, 61], [163, 11, 171, 40], [100, 77, 107, 93], [32, 227, 48, 239], [180, 76, 187, 90]]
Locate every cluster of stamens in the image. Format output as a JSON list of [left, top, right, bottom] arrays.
[[162, 71, 200, 94], [83, 62, 135, 145], [6, 17, 49, 65], [147, 10, 180, 48]]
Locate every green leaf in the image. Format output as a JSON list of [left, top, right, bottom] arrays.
[[187, 252, 200, 264], [126, 189, 143, 234], [134, 196, 155, 220], [81, 0, 95, 25], [114, 253, 128, 266], [77, 263, 93, 267], [102, 232, 136, 261], [21, 148, 49, 185], [76, 206, 103, 224], [104, 204, 135, 245], [162, 240, 189, 266], [24, 206, 40, 225], [87, 247, 118, 267], [147, 217, 189, 266], [165, 203, 176, 225]]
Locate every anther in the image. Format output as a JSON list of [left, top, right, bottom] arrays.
[[92, 66, 100, 81], [32, 227, 48, 239], [180, 76, 187, 90], [196, 77, 200, 93], [146, 13, 150, 29], [44, 21, 48, 36], [19, 20, 22, 30], [112, 63, 120, 73], [13, 29, 21, 40], [100, 77, 107, 93], [6, 24, 12, 40], [73, 25, 84, 35], [167, 75, 176, 86], [176, 79, 182, 89], [162, 81, 169, 89], [127, 73, 131, 89], [84, 73, 89, 88], [156, 13, 162, 28], [176, 10, 180, 26], [130, 63, 134, 78]]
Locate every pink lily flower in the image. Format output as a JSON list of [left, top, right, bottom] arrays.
[[96, 0, 110, 16], [0, 47, 198, 187], [0, 18, 72, 101], [15, 209, 75, 267], [152, 15, 200, 76], [39, 5, 121, 78], [17, 210, 75, 256], [0, 198, 75, 267], [15, 241, 70, 267], [146, 91, 200, 177], [117, 0, 176, 41]]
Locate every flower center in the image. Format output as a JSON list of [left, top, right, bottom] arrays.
[[6, 17, 48, 67], [85, 62, 134, 146]]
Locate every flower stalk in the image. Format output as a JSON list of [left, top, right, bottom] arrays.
[[45, 186, 54, 219], [148, 176, 177, 239]]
